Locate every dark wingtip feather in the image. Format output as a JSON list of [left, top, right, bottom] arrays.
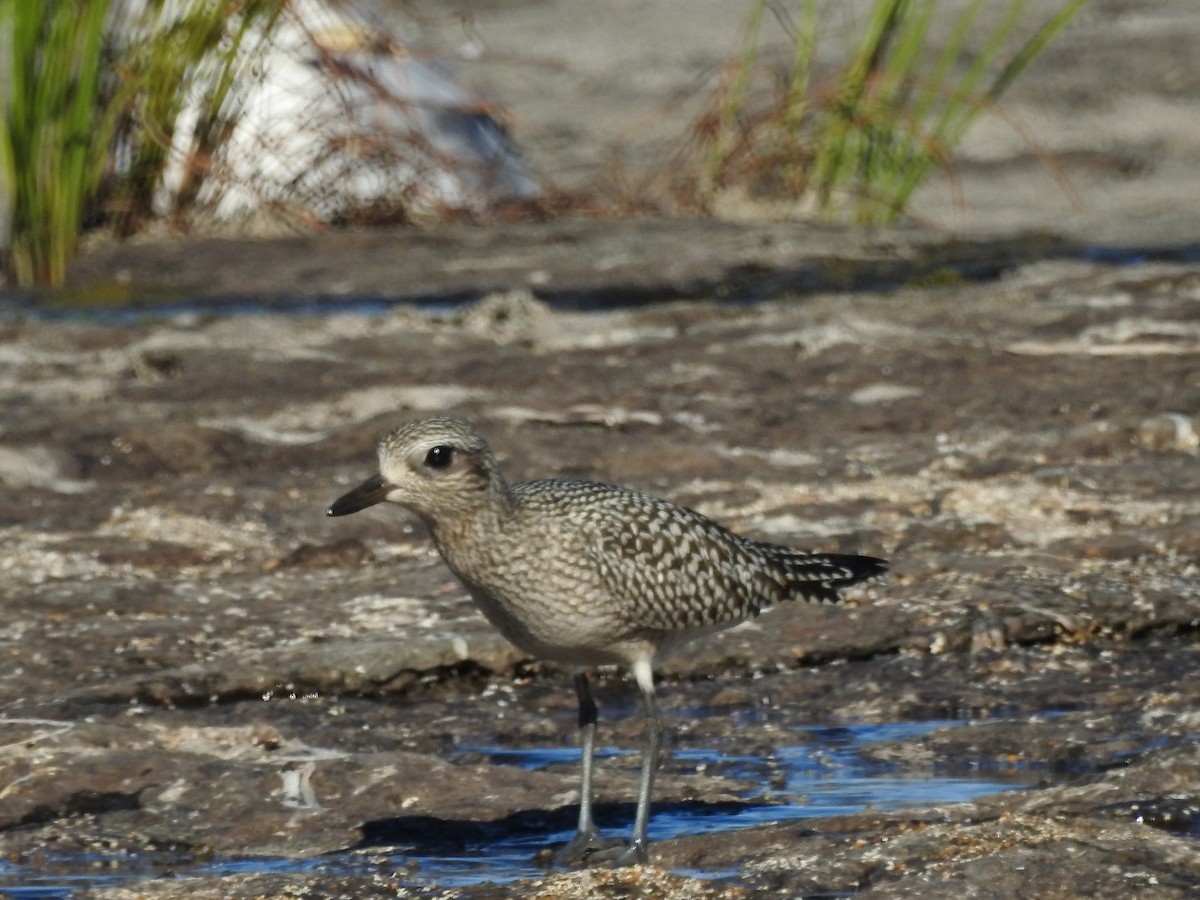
[[815, 553, 887, 582], [853, 554, 889, 581], [785, 552, 888, 606]]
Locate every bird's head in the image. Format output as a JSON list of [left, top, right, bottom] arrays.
[[327, 416, 505, 523]]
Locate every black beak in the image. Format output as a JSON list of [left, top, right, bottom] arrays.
[[327, 473, 393, 517]]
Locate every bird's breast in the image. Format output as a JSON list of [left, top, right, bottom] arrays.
[[430, 517, 635, 664]]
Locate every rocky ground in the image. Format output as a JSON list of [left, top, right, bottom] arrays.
[[4, 235, 1200, 896], [3, 0, 1200, 897]]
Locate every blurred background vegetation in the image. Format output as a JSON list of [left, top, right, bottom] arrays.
[[0, 0, 1088, 287], [0, 0, 278, 287], [687, 0, 1089, 223]]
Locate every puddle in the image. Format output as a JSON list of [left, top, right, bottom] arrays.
[[0, 718, 1033, 897], [462, 719, 1032, 845]]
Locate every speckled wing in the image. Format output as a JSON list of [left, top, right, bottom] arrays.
[[582, 487, 810, 631]]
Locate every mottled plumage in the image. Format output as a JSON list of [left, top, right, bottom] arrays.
[[328, 416, 886, 865]]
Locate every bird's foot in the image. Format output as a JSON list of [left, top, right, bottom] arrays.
[[551, 829, 626, 867], [580, 837, 649, 867]]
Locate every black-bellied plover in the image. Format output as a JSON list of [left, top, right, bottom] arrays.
[[328, 416, 886, 865]]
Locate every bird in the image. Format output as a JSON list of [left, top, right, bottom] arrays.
[[327, 416, 886, 866]]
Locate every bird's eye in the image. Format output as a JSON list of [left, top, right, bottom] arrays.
[[424, 445, 455, 469]]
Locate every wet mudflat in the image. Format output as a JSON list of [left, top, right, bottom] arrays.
[[2, 223, 1199, 896]]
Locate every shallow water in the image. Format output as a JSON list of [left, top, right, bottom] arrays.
[[0, 718, 1033, 897], [6, 239, 1197, 326]]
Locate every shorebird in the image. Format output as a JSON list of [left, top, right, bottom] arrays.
[[328, 416, 886, 865]]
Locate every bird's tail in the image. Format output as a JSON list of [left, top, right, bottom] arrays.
[[756, 545, 888, 605]]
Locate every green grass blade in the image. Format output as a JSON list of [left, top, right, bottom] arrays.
[[2, 0, 286, 283], [706, 0, 771, 191], [985, 0, 1091, 102]]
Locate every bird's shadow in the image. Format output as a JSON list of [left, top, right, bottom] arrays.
[[353, 799, 760, 857]]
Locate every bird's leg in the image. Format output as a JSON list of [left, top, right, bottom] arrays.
[[585, 659, 661, 866], [571, 671, 600, 841], [553, 672, 623, 865]]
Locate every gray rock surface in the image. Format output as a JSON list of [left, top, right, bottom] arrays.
[[5, 237, 1200, 896]]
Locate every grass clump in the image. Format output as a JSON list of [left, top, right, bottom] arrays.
[[105, 0, 282, 234], [0, 0, 114, 286], [0, 0, 279, 287], [689, 0, 1090, 224]]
